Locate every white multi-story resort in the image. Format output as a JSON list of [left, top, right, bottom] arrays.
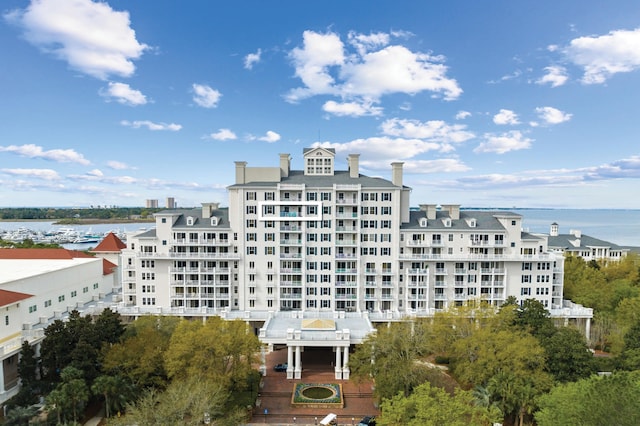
[[120, 147, 592, 379]]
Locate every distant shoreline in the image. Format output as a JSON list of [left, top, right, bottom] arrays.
[[0, 218, 155, 225]]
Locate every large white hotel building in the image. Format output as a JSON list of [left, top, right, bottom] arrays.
[[119, 147, 591, 379]]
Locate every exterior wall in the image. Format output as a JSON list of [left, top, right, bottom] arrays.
[[0, 257, 113, 404], [120, 149, 567, 319]]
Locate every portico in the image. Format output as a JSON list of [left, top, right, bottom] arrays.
[[259, 311, 376, 380]]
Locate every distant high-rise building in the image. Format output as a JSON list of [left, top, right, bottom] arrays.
[[146, 199, 158, 208], [166, 197, 176, 209]]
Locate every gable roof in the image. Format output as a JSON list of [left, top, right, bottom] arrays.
[[92, 232, 126, 252], [0, 289, 33, 308], [102, 258, 118, 275], [0, 248, 94, 260]]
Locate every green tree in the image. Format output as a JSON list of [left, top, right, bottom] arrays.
[[14, 341, 39, 406], [541, 327, 595, 382], [109, 375, 246, 426], [164, 317, 261, 390], [450, 327, 552, 425], [92, 375, 132, 418], [513, 299, 556, 340], [3, 405, 39, 426], [94, 307, 125, 346], [102, 316, 179, 390], [535, 371, 640, 426], [377, 382, 500, 426], [58, 366, 90, 423], [349, 320, 432, 400]]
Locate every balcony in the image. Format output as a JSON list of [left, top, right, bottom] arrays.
[[336, 226, 357, 232], [435, 268, 448, 275], [336, 240, 357, 246], [407, 268, 428, 274], [280, 225, 302, 232], [280, 239, 302, 245]]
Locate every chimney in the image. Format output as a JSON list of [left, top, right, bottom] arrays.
[[441, 204, 460, 220], [201, 202, 219, 219], [235, 161, 247, 184], [391, 162, 404, 187], [348, 154, 360, 178], [420, 204, 437, 220], [280, 154, 290, 178], [550, 222, 559, 237]]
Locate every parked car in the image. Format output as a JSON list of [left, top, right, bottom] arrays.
[[358, 416, 376, 426], [273, 363, 288, 371]]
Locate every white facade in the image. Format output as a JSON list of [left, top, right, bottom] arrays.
[[120, 147, 576, 318], [0, 251, 118, 404]]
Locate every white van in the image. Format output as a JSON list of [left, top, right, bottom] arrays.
[[319, 413, 337, 425]]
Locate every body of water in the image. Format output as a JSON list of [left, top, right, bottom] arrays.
[[0, 221, 151, 250], [1, 209, 639, 249]]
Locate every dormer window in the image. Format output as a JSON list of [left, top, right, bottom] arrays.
[[186, 216, 194, 226], [211, 217, 218, 226], [468, 218, 477, 228], [443, 218, 452, 227], [419, 218, 428, 227]]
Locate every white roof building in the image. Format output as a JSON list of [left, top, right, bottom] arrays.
[[0, 248, 120, 404]]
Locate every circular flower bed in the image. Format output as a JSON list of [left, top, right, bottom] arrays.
[[291, 383, 344, 408]]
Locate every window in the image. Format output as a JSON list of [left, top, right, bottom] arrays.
[[321, 233, 331, 242], [44, 300, 52, 307], [265, 233, 275, 241], [58, 295, 65, 302], [161, 218, 167, 223], [264, 192, 275, 200], [83, 286, 88, 293], [246, 233, 257, 241], [265, 247, 275, 255], [246, 247, 257, 255], [29, 305, 37, 313], [323, 206, 331, 215], [246, 219, 256, 228], [321, 192, 332, 201], [321, 247, 331, 255], [5, 316, 8, 326], [381, 192, 392, 201], [381, 206, 391, 215], [93, 283, 99, 289], [246, 205, 256, 214], [71, 291, 77, 298], [521, 287, 531, 295], [307, 192, 317, 201], [246, 192, 256, 200]]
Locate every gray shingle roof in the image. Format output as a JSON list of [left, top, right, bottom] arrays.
[[548, 234, 628, 251], [229, 170, 404, 189], [401, 209, 520, 231]]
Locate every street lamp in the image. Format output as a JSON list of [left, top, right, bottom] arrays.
[[315, 416, 318, 425], [352, 417, 355, 425], [293, 416, 297, 424]]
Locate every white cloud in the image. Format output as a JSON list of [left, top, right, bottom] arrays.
[[535, 106, 572, 124], [208, 129, 237, 141], [455, 110, 471, 120], [380, 118, 475, 144], [536, 65, 568, 87], [244, 49, 262, 70], [100, 82, 147, 105], [493, 109, 520, 125], [120, 120, 182, 131], [322, 100, 383, 117], [1, 168, 60, 180], [286, 30, 462, 108], [474, 131, 533, 154], [286, 31, 345, 101], [106, 160, 134, 170], [4, 0, 148, 80], [192, 83, 221, 108], [313, 137, 443, 162], [347, 31, 390, 56], [0, 143, 90, 165], [563, 28, 640, 84], [398, 159, 471, 174], [258, 131, 281, 143]]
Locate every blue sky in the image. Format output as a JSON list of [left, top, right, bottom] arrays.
[[1, 0, 640, 209]]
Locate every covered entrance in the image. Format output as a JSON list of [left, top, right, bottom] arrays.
[[259, 310, 375, 380]]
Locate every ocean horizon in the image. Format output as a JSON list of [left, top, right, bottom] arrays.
[[1, 208, 639, 248]]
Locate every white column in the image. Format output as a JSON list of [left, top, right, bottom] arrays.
[[259, 345, 267, 376], [334, 346, 342, 380], [585, 317, 591, 343], [287, 345, 294, 379], [294, 345, 302, 379], [342, 346, 350, 380], [0, 359, 5, 394]]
